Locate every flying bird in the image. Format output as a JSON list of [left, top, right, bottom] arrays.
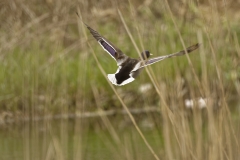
[[84, 24, 199, 86]]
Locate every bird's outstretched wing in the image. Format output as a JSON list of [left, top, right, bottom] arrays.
[[85, 24, 128, 66], [140, 43, 200, 68]]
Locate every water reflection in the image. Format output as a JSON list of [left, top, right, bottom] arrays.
[[0, 103, 240, 160], [0, 115, 163, 160]]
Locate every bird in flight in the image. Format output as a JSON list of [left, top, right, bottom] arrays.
[[84, 24, 199, 86]]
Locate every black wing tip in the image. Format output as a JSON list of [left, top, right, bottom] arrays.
[[75, 12, 89, 28], [195, 43, 202, 48], [194, 43, 201, 48], [191, 43, 200, 48], [187, 43, 201, 52], [76, 12, 79, 17]]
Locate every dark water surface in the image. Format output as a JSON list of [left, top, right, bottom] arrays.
[[0, 102, 240, 160], [0, 115, 164, 160]]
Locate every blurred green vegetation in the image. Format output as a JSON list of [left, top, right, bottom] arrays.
[[0, 0, 239, 116], [0, 1, 240, 160]]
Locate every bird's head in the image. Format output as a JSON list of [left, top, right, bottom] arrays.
[[141, 50, 152, 60]]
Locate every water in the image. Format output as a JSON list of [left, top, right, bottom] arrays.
[[1, 102, 240, 160], [0, 116, 163, 160]]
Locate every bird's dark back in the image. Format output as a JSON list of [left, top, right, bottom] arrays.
[[115, 58, 139, 84]]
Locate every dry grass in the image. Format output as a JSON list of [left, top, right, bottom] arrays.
[[0, 0, 240, 160]]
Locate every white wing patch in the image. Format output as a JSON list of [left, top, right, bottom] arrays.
[[131, 62, 142, 71], [107, 74, 135, 86], [118, 77, 135, 86], [115, 66, 122, 74], [107, 66, 135, 86], [107, 74, 118, 85]]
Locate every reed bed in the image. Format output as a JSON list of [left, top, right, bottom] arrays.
[[0, 0, 240, 160]]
